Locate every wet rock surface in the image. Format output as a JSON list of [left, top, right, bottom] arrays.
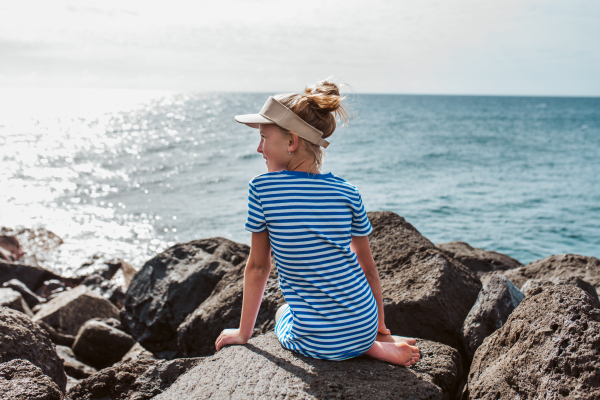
[[0, 306, 67, 392], [468, 285, 600, 399], [502, 253, 600, 292], [72, 319, 136, 369], [56, 345, 97, 380], [436, 241, 522, 277], [461, 274, 524, 361], [367, 212, 482, 350], [120, 237, 251, 355], [33, 285, 120, 336], [0, 287, 33, 316], [67, 356, 202, 400], [157, 331, 462, 400], [0, 359, 63, 400]]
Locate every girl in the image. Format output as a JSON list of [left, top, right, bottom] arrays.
[[215, 80, 420, 366]]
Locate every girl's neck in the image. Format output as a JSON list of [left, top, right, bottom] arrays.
[[285, 158, 319, 174]]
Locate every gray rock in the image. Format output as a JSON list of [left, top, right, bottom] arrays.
[[502, 253, 600, 293], [0, 306, 67, 391], [366, 212, 481, 350], [120, 237, 250, 355], [0, 287, 33, 317], [468, 285, 600, 399], [521, 276, 600, 304], [121, 342, 154, 362], [55, 345, 97, 380], [67, 356, 202, 400], [3, 278, 44, 307], [0, 359, 63, 400], [437, 241, 522, 277], [81, 273, 126, 309], [36, 321, 76, 347], [72, 319, 136, 369], [33, 285, 120, 336], [460, 274, 524, 360], [158, 332, 462, 400]]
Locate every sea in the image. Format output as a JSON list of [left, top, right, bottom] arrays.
[[1, 89, 598, 276]]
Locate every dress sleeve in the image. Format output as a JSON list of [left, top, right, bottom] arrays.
[[245, 182, 267, 233], [350, 190, 373, 236]]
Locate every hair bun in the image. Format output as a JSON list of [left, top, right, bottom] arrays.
[[303, 80, 342, 113]]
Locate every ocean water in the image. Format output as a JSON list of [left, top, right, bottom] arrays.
[[1, 89, 598, 275]]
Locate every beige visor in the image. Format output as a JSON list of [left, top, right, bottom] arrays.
[[235, 97, 330, 148]]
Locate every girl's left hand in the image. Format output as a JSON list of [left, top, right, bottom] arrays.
[[215, 328, 248, 351], [378, 324, 391, 335]]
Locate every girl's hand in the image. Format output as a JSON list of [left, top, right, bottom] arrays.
[[215, 328, 249, 351], [378, 324, 391, 335]]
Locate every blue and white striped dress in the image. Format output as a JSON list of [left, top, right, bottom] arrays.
[[245, 169, 378, 360]]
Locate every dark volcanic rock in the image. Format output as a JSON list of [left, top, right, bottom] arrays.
[[37, 321, 76, 347], [67, 356, 201, 400], [460, 274, 524, 361], [158, 332, 462, 400], [520, 276, 600, 304], [0, 287, 33, 316], [367, 212, 481, 350], [55, 345, 97, 379], [81, 274, 126, 309], [0, 260, 63, 292], [176, 257, 285, 357], [502, 253, 600, 292], [3, 278, 44, 307], [0, 359, 63, 400], [33, 285, 120, 336], [436, 241, 522, 277], [120, 237, 250, 355], [0, 306, 67, 391], [121, 342, 154, 362], [72, 319, 136, 369], [468, 285, 600, 399]]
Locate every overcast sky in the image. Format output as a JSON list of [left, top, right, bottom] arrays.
[[1, 0, 599, 96]]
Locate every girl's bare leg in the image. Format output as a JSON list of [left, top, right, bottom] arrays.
[[376, 333, 417, 346], [365, 341, 420, 366]]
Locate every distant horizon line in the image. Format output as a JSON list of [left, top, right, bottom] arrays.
[[1, 87, 599, 99]]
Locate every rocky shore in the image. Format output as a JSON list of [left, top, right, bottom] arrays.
[[1, 211, 599, 399]]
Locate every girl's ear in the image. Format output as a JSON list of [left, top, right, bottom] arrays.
[[288, 133, 299, 153]]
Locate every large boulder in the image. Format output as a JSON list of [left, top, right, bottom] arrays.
[[120, 237, 250, 356], [0, 359, 63, 400], [502, 254, 600, 292], [55, 345, 97, 379], [3, 278, 44, 307], [157, 331, 462, 400], [66, 356, 202, 400], [367, 212, 481, 350], [460, 274, 524, 361], [176, 258, 285, 357], [468, 285, 600, 399], [520, 276, 599, 304], [0, 306, 67, 391], [436, 241, 522, 277], [72, 319, 136, 369], [33, 285, 120, 336], [0, 287, 33, 317]]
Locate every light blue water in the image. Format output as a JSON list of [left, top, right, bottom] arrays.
[[1, 90, 598, 273]]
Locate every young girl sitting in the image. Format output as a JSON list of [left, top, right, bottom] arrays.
[[215, 80, 420, 366]]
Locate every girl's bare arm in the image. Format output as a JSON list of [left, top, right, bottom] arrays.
[[350, 235, 390, 334], [215, 230, 271, 351]]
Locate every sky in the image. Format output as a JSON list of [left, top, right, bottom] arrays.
[[1, 0, 599, 96]]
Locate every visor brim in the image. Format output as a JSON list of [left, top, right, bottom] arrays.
[[234, 113, 274, 129]]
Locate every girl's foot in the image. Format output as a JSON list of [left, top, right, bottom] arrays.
[[376, 333, 417, 346], [365, 341, 420, 367]]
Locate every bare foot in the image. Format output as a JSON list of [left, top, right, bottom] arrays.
[[376, 333, 417, 346], [365, 341, 420, 366]]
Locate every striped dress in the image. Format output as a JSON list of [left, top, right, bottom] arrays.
[[245, 169, 378, 360]]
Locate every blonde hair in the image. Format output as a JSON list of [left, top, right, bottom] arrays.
[[274, 79, 350, 174]]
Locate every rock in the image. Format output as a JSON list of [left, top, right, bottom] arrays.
[[74, 256, 131, 282], [436, 241, 522, 277], [120, 260, 137, 288], [72, 319, 136, 369], [121, 342, 154, 362], [3, 278, 44, 307], [468, 285, 600, 399], [55, 345, 97, 380], [66, 376, 80, 392], [460, 274, 524, 361], [33, 285, 120, 336], [366, 212, 481, 350], [502, 253, 600, 293], [37, 321, 76, 347], [81, 274, 126, 309], [0, 306, 67, 391], [0, 260, 64, 292], [36, 279, 68, 300], [157, 331, 462, 400], [67, 356, 202, 400], [0, 287, 33, 317], [0, 359, 63, 400], [176, 257, 285, 357], [121, 237, 250, 355], [1, 226, 63, 256], [520, 276, 600, 304]]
